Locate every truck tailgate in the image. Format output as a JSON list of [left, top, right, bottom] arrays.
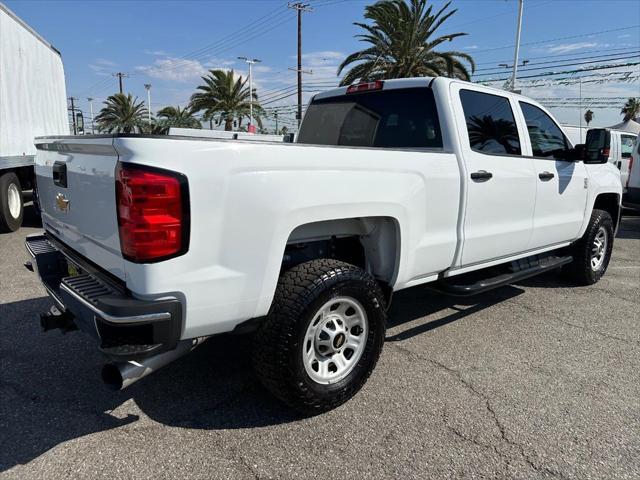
[[34, 137, 125, 280]]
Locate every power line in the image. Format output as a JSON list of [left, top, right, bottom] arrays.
[[475, 46, 640, 67], [472, 24, 640, 55], [481, 61, 640, 83], [474, 53, 640, 78], [140, 4, 291, 76], [475, 50, 640, 73]]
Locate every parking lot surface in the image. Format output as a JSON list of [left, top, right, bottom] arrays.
[[1, 207, 639, 479]]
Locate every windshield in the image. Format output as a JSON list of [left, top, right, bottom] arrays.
[[297, 88, 442, 149]]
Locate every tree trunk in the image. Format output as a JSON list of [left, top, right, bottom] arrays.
[[209, 118, 213, 130], [224, 118, 233, 131]]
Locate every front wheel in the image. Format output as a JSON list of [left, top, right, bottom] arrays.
[[564, 209, 614, 285], [0, 172, 24, 233], [253, 259, 387, 415]]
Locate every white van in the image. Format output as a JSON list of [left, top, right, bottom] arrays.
[[623, 137, 640, 210], [585, 128, 638, 190], [562, 124, 590, 146]]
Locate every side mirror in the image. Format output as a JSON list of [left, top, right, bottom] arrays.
[[564, 144, 585, 162], [573, 144, 586, 161], [584, 128, 611, 164]]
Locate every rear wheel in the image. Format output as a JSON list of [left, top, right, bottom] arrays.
[[0, 172, 24, 233], [253, 259, 386, 415], [564, 209, 613, 285]]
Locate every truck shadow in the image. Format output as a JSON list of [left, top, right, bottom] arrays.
[[616, 214, 640, 240], [1, 284, 522, 471]]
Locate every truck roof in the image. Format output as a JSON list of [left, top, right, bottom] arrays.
[[313, 76, 539, 104]]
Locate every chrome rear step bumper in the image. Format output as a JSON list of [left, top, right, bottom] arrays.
[[25, 233, 183, 360]]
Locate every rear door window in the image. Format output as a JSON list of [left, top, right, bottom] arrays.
[[459, 89, 521, 155], [297, 88, 442, 149], [621, 135, 636, 158], [519, 102, 569, 160]]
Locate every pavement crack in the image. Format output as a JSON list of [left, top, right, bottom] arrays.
[[389, 342, 570, 479], [513, 300, 639, 347]]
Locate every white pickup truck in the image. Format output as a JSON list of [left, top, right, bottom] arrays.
[[26, 77, 622, 414]]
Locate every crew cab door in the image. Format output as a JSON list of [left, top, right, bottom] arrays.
[[518, 102, 588, 247], [451, 85, 536, 265]]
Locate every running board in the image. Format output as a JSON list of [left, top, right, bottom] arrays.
[[430, 255, 573, 297]]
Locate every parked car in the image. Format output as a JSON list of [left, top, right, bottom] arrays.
[[0, 2, 69, 232], [25, 77, 622, 414], [585, 128, 638, 190], [623, 137, 640, 210]]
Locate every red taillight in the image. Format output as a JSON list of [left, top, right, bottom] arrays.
[[346, 80, 384, 94], [115, 163, 188, 262]]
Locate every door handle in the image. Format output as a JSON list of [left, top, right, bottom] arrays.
[[470, 170, 493, 181], [52, 161, 67, 188], [538, 171, 555, 181]]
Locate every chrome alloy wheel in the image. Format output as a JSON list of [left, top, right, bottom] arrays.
[[7, 183, 21, 219], [590, 226, 608, 271], [302, 296, 368, 385]]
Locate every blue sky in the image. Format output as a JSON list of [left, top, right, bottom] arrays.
[[5, 0, 640, 130]]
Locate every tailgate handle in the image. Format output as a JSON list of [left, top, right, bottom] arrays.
[[52, 161, 67, 188]]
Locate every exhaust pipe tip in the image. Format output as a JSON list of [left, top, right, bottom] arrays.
[[102, 363, 124, 391], [101, 337, 208, 391]]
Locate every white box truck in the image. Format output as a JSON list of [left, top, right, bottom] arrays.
[[0, 2, 68, 231]]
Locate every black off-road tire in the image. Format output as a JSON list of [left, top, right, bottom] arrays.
[[0, 172, 24, 233], [253, 259, 387, 415], [564, 209, 614, 285]]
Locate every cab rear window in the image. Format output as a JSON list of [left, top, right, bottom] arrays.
[[297, 88, 443, 149]]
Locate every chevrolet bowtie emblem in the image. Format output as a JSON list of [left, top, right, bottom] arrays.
[[55, 193, 70, 213]]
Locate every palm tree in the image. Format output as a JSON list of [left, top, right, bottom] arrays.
[[94, 93, 148, 133], [189, 69, 262, 131], [621, 97, 640, 122], [153, 106, 201, 134], [584, 109, 594, 126], [467, 115, 520, 155], [338, 0, 475, 86]]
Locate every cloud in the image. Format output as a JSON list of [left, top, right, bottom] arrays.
[[144, 49, 170, 56], [463, 45, 479, 50], [546, 42, 598, 54], [298, 50, 345, 67], [88, 58, 116, 75], [136, 57, 237, 82]]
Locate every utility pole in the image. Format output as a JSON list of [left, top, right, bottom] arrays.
[[237, 57, 261, 132], [144, 84, 152, 123], [112, 72, 128, 94], [87, 97, 95, 134], [288, 2, 312, 127], [274, 112, 278, 134], [68, 97, 77, 135], [510, 0, 524, 92]]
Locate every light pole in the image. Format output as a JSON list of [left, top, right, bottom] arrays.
[[510, 0, 524, 92], [238, 56, 261, 132], [144, 84, 152, 123], [87, 97, 95, 134]]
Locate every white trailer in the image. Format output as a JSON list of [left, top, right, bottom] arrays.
[[0, 2, 68, 231]]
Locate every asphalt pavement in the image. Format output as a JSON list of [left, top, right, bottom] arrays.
[[1, 205, 639, 479]]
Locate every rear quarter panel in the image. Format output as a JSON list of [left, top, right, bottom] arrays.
[[113, 137, 461, 339]]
